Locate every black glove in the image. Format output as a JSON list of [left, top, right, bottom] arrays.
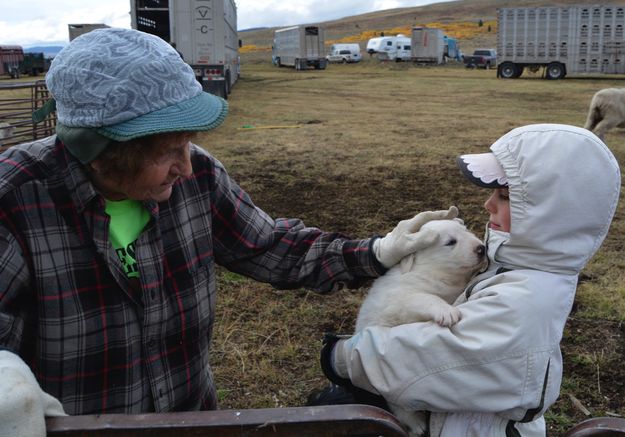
[[318, 333, 390, 411]]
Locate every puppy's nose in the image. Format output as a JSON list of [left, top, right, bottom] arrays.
[[476, 244, 486, 258]]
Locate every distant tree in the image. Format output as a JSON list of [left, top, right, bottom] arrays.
[[478, 19, 484, 27], [381, 31, 385, 36], [488, 25, 492, 32]]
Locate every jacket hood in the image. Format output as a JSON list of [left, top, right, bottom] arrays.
[[487, 124, 620, 274]]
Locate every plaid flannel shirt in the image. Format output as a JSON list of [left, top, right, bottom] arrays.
[[0, 137, 385, 415]]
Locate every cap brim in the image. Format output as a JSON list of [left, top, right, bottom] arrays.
[[96, 91, 228, 141], [457, 153, 508, 188]]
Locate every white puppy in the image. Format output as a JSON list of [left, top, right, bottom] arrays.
[[355, 219, 487, 436]]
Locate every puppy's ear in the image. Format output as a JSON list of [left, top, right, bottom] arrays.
[[407, 228, 439, 250], [399, 229, 439, 274], [399, 253, 416, 273]]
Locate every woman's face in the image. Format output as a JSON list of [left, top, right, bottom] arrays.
[[484, 187, 511, 232], [91, 136, 193, 202]]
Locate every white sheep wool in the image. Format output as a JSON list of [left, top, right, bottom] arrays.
[[0, 350, 66, 437]]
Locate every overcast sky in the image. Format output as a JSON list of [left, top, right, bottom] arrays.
[[0, 0, 452, 47]]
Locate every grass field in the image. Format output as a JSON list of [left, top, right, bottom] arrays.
[[202, 56, 625, 436]]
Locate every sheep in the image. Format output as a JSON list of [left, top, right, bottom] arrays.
[[0, 122, 16, 148], [584, 88, 625, 139]]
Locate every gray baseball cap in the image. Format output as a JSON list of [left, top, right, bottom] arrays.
[[45, 27, 228, 161]]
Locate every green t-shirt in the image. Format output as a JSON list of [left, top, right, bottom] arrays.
[[105, 199, 150, 278]]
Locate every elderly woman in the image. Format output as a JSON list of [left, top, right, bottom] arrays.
[[0, 28, 456, 436]]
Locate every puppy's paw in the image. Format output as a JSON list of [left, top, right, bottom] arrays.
[[434, 306, 462, 327]]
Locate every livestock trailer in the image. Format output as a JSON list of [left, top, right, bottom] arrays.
[[411, 27, 445, 64], [68, 23, 110, 41], [0, 45, 24, 77], [130, 0, 240, 98], [272, 26, 327, 70], [497, 5, 625, 79]]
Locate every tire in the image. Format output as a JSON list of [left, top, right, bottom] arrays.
[[225, 71, 231, 97], [498, 62, 518, 79], [546, 62, 565, 80]]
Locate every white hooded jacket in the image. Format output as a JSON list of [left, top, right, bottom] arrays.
[[335, 124, 621, 436]]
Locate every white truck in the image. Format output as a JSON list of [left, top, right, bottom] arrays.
[[376, 35, 412, 62], [411, 27, 445, 64], [272, 26, 327, 70], [497, 5, 625, 79], [326, 43, 362, 63], [130, 0, 239, 98]]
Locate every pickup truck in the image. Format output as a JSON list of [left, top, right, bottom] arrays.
[[463, 49, 497, 69], [326, 49, 362, 64]]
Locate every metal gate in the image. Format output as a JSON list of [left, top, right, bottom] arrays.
[[0, 80, 56, 152]]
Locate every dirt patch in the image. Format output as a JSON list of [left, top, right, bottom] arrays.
[[549, 316, 625, 434]]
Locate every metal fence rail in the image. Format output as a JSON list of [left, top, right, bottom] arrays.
[[0, 80, 56, 152], [46, 405, 410, 437]]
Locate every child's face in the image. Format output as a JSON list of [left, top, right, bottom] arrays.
[[484, 188, 511, 232]]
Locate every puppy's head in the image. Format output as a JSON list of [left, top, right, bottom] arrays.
[[399, 219, 487, 281]]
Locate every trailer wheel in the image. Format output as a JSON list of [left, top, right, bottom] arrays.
[[225, 70, 231, 97], [546, 62, 566, 80], [498, 62, 518, 79]]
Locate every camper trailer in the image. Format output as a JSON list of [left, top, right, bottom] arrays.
[[272, 26, 327, 70], [130, 0, 240, 98], [326, 43, 362, 63], [366, 37, 386, 54], [376, 35, 411, 62]]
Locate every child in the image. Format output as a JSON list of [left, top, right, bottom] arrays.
[[321, 124, 621, 436]]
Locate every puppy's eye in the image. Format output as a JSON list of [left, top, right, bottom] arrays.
[[445, 238, 457, 246]]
